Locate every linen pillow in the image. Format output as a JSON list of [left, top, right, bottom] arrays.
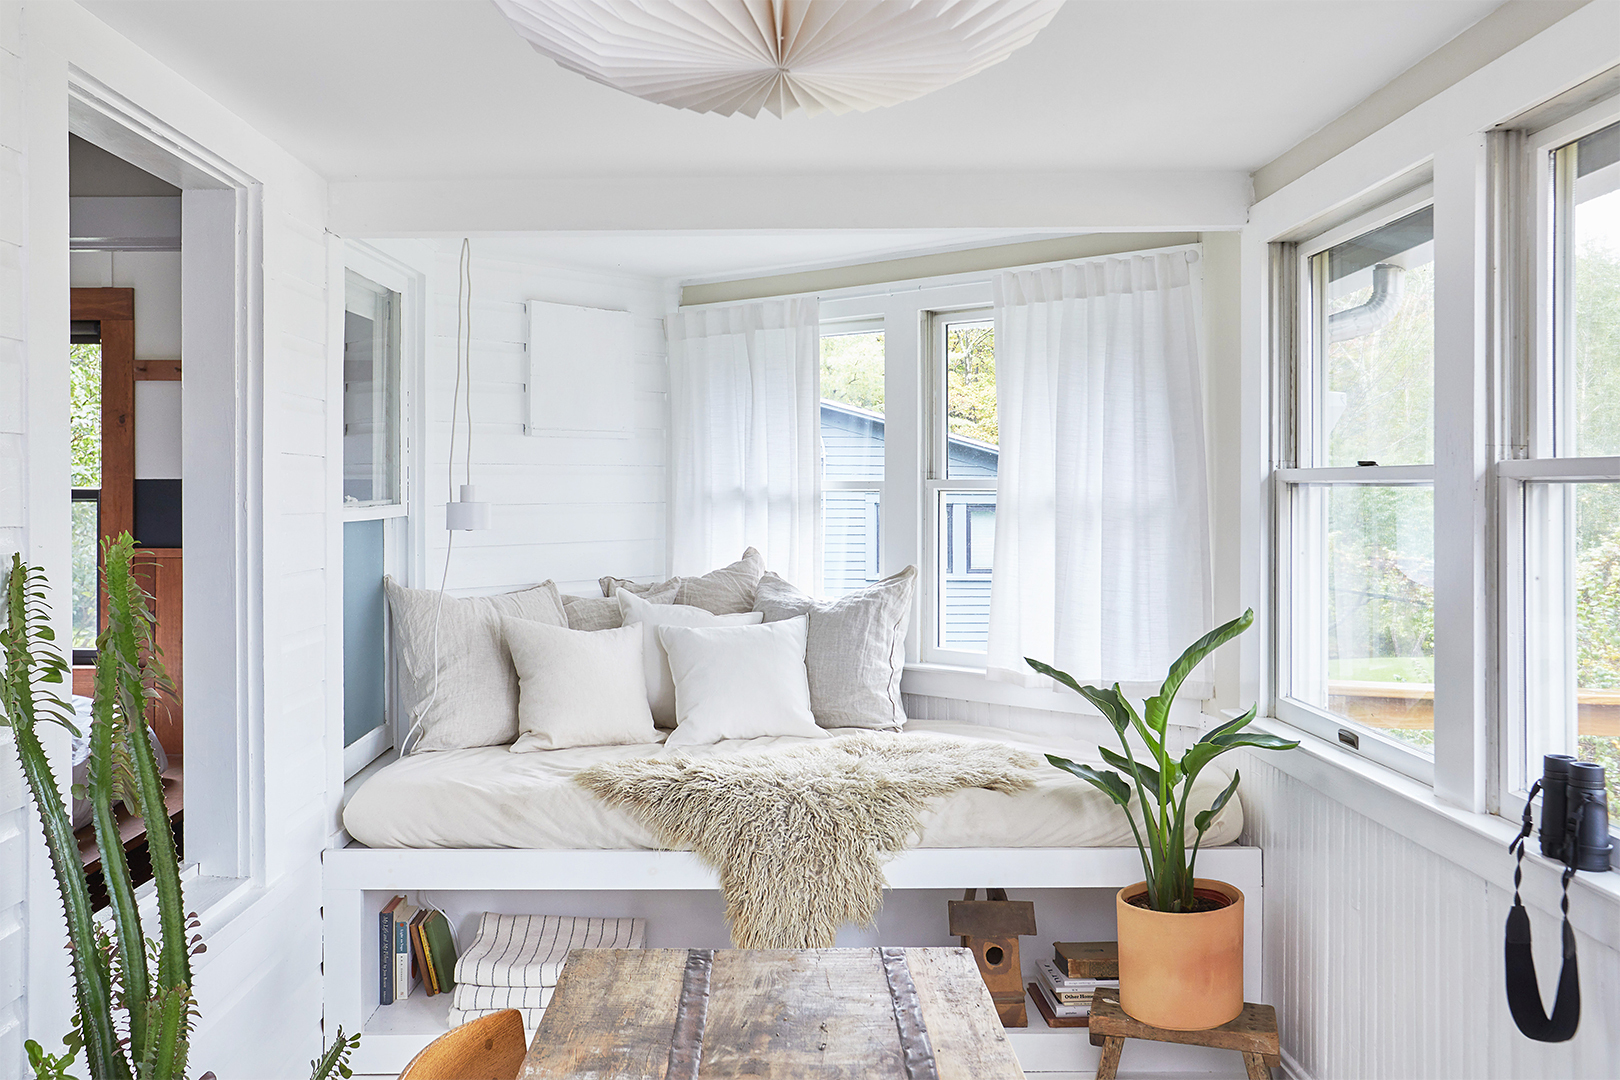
[[563, 582, 678, 631], [616, 589, 764, 728], [752, 567, 916, 731], [384, 577, 568, 751], [657, 617, 825, 748], [600, 547, 765, 615], [502, 618, 658, 752]]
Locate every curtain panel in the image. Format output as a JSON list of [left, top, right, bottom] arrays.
[[666, 298, 820, 588], [986, 251, 1213, 696]]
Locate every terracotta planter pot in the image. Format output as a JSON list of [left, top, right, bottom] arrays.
[[1115, 878, 1243, 1030]]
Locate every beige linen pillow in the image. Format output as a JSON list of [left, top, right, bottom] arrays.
[[752, 567, 916, 731], [658, 618, 825, 748], [563, 583, 677, 631], [385, 577, 568, 751], [503, 618, 658, 752], [616, 589, 764, 728], [600, 547, 765, 615]]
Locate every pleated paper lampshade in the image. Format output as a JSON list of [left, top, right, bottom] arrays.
[[493, 0, 1064, 118]]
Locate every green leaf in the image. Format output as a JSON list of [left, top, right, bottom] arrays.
[[1194, 769, 1242, 834], [1025, 657, 1087, 698], [1211, 730, 1301, 752], [1197, 704, 1258, 745], [1099, 747, 1160, 795], [1143, 609, 1254, 736], [1047, 754, 1131, 807]]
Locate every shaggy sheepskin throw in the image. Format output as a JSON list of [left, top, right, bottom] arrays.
[[574, 732, 1041, 949]]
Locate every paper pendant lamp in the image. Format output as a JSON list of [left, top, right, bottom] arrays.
[[494, 0, 1064, 118]]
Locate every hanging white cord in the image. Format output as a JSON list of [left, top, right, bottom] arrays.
[[404, 239, 472, 754]]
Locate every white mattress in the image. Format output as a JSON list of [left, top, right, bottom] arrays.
[[341, 718, 1244, 850]]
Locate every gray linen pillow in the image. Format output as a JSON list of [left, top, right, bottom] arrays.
[[563, 583, 677, 631], [751, 567, 916, 730], [599, 547, 764, 615], [385, 577, 568, 751]]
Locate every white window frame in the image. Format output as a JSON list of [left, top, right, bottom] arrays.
[[818, 316, 887, 596], [337, 242, 421, 780], [1274, 184, 1438, 785], [925, 308, 999, 666], [1499, 95, 1620, 824]]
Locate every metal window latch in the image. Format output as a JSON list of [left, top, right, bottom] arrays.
[[1337, 728, 1360, 750], [1356, 460, 1378, 467]]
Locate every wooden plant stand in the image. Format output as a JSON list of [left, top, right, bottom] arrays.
[[1088, 989, 1280, 1080]]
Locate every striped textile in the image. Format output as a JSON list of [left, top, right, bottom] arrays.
[[451, 984, 554, 1012], [448, 1006, 546, 1030], [454, 914, 646, 988]]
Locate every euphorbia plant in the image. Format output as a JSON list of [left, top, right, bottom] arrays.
[[1028, 608, 1298, 913]]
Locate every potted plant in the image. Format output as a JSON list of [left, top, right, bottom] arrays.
[[2, 538, 359, 1079], [1028, 608, 1297, 1031]]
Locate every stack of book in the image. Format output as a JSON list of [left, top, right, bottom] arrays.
[[379, 897, 458, 1006], [448, 913, 646, 1030], [1027, 940, 1120, 1027]]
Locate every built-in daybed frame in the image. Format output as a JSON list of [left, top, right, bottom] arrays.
[[322, 843, 1263, 1076]]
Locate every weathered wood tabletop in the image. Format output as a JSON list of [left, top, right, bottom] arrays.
[[520, 947, 1026, 1080]]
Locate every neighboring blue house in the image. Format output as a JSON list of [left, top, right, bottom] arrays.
[[821, 401, 997, 651]]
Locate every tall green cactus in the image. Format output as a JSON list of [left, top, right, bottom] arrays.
[[2, 536, 193, 1079]]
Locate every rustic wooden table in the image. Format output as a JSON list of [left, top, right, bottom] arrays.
[[520, 947, 1026, 1080]]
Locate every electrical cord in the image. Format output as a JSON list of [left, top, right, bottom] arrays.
[[403, 239, 473, 755]]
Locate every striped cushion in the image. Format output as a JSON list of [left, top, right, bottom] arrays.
[[453, 914, 646, 988]]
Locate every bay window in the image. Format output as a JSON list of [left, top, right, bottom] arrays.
[[929, 313, 998, 658]]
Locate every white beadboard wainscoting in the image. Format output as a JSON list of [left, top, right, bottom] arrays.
[[420, 247, 669, 597], [1237, 748, 1620, 1080]]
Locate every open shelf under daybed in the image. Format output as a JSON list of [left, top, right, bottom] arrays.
[[322, 843, 1264, 1076]]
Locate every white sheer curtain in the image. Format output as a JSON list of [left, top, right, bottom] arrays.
[[986, 251, 1212, 694], [666, 298, 820, 587]]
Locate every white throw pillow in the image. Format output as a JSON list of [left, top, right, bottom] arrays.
[[657, 617, 825, 748], [752, 567, 916, 730], [601, 547, 765, 615], [385, 577, 568, 751], [502, 619, 658, 752], [617, 590, 763, 728]]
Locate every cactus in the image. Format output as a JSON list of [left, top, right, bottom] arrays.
[[3, 536, 192, 1079]]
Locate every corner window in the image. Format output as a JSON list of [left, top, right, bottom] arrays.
[[1278, 194, 1437, 781], [819, 322, 885, 597], [929, 314, 998, 658], [343, 270, 402, 508]]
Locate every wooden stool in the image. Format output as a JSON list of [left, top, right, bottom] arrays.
[[1088, 989, 1280, 1080]]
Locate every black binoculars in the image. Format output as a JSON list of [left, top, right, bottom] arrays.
[[1538, 755, 1613, 873]]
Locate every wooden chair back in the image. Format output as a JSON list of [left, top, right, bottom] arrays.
[[398, 1008, 526, 1080]]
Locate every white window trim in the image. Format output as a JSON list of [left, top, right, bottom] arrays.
[[1272, 186, 1439, 785]]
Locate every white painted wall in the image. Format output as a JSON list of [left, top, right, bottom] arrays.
[[7, 4, 336, 1077], [399, 243, 670, 598]]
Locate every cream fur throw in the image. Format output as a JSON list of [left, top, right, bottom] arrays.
[[574, 732, 1041, 948]]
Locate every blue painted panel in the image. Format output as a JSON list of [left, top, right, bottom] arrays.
[[343, 519, 387, 745]]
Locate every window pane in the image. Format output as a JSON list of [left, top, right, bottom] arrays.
[[937, 490, 996, 652], [1291, 484, 1434, 751], [820, 330, 884, 482], [1558, 120, 1620, 457], [1526, 481, 1620, 808], [71, 343, 100, 488], [945, 320, 998, 479], [343, 518, 387, 746], [822, 490, 880, 597], [343, 271, 401, 506], [71, 497, 99, 649], [1312, 207, 1435, 467]]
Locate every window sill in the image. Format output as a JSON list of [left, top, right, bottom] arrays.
[[1246, 715, 1620, 950]]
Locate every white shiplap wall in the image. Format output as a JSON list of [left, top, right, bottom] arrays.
[[5, 4, 338, 1077], [1239, 755, 1620, 1080], [421, 248, 669, 597]]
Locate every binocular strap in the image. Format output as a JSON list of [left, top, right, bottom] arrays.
[[1505, 783, 1581, 1043]]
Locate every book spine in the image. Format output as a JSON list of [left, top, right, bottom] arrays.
[[380, 911, 394, 1006], [396, 918, 410, 998], [419, 925, 438, 996]]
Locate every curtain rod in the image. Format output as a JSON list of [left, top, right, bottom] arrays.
[[676, 242, 1203, 311]]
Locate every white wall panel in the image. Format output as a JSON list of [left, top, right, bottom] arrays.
[[1238, 755, 1620, 1079], [420, 250, 669, 598]]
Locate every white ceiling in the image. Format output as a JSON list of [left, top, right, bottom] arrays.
[[83, 0, 1502, 182]]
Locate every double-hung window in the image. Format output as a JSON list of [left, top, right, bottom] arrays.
[[819, 320, 885, 597], [928, 312, 999, 660], [1277, 191, 1438, 782], [1505, 104, 1620, 813]]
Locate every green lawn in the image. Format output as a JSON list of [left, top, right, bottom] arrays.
[[1328, 656, 1434, 683]]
